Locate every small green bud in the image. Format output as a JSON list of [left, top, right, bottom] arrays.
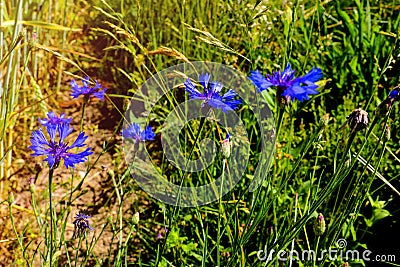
[[8, 192, 15, 204], [29, 177, 35, 193], [132, 212, 140, 225]]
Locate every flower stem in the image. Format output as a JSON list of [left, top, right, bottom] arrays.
[[80, 98, 88, 132], [48, 167, 54, 267]]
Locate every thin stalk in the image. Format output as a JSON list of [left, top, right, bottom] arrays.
[[289, 193, 298, 267], [9, 197, 29, 266], [216, 159, 226, 267], [313, 236, 320, 267], [80, 99, 88, 132], [48, 167, 55, 267]]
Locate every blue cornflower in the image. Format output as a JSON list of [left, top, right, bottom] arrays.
[[122, 123, 156, 143], [70, 76, 107, 101], [38, 111, 72, 127], [184, 73, 242, 113], [389, 88, 399, 100], [29, 123, 92, 169], [249, 64, 323, 103], [72, 210, 93, 239]]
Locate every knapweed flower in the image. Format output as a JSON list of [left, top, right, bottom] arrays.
[[249, 64, 323, 104], [29, 123, 92, 169], [70, 76, 107, 101], [340, 108, 369, 133], [122, 123, 155, 143], [313, 213, 326, 236], [184, 73, 242, 113], [72, 210, 93, 239], [38, 111, 72, 128]]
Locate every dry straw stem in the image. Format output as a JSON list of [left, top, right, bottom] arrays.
[[0, 20, 81, 32], [35, 44, 85, 73], [92, 22, 146, 54], [148, 46, 189, 63]]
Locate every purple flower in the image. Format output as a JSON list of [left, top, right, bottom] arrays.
[[184, 73, 242, 113], [122, 123, 155, 143], [249, 64, 323, 102], [70, 76, 107, 101], [38, 111, 72, 127], [29, 123, 92, 169], [72, 210, 93, 239]]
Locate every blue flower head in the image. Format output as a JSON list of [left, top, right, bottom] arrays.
[[249, 64, 323, 103], [389, 88, 399, 100], [70, 77, 107, 101], [122, 123, 156, 143], [72, 210, 93, 239], [184, 73, 242, 113], [29, 123, 92, 169], [38, 111, 72, 128]]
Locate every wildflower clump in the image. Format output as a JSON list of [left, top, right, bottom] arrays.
[[184, 73, 242, 113], [249, 64, 323, 105]]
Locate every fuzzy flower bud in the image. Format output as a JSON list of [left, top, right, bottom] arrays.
[[221, 133, 232, 158], [313, 213, 326, 236]]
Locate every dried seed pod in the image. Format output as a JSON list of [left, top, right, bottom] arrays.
[[340, 108, 369, 133]]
